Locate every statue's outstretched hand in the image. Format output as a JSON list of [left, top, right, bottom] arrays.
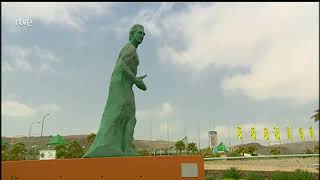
[[135, 74, 147, 91], [137, 74, 147, 80]]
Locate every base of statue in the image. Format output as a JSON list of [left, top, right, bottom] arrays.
[[2, 155, 204, 180]]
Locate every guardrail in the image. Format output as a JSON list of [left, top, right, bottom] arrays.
[[204, 154, 320, 161]]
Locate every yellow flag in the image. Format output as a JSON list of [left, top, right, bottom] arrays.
[[237, 126, 242, 140], [250, 127, 256, 140], [274, 127, 280, 141], [309, 127, 315, 140], [299, 128, 304, 141], [287, 126, 292, 140], [264, 128, 269, 141]]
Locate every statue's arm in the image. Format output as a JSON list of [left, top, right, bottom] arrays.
[[119, 45, 146, 91], [120, 51, 138, 83]]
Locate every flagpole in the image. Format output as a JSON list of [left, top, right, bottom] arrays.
[[150, 119, 152, 141], [289, 120, 293, 143], [312, 126, 315, 142], [228, 125, 231, 152], [267, 120, 270, 152], [198, 123, 201, 155], [254, 120, 256, 143], [278, 124, 281, 153]]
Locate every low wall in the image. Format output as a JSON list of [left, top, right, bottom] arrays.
[[2, 155, 204, 180]]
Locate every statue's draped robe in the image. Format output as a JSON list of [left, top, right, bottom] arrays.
[[83, 42, 139, 157]]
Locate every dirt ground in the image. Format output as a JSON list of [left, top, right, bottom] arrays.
[[205, 157, 319, 173]]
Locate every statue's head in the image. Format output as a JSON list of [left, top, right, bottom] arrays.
[[129, 24, 145, 45]]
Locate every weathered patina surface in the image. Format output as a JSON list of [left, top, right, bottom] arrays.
[[83, 24, 146, 157]]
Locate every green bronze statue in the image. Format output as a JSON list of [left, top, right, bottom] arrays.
[[83, 24, 147, 157]]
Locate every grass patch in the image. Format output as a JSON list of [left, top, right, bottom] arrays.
[[246, 171, 263, 180], [205, 175, 215, 180], [223, 167, 242, 179], [291, 169, 317, 180], [271, 171, 291, 180]]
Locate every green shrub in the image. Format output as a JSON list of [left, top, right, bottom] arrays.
[[270, 148, 280, 155], [55, 141, 84, 159], [137, 149, 149, 156], [234, 147, 245, 156], [313, 146, 319, 153], [8, 142, 27, 160], [227, 150, 242, 157], [205, 175, 215, 180], [305, 148, 314, 154], [271, 170, 316, 180], [291, 169, 316, 180], [223, 167, 242, 179], [245, 146, 258, 156], [202, 147, 214, 158], [246, 171, 263, 180], [271, 171, 291, 180]]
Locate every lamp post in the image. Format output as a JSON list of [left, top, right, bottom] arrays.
[[40, 113, 50, 142], [27, 122, 39, 160], [29, 121, 40, 137]]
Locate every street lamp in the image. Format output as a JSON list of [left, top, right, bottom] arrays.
[[40, 113, 50, 141], [29, 121, 40, 137]]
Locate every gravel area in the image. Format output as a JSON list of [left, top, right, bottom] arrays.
[[205, 157, 319, 173]]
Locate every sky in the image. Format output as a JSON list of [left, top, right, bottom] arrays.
[[1, 2, 319, 148]]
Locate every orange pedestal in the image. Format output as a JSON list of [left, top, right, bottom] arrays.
[[2, 155, 204, 180]]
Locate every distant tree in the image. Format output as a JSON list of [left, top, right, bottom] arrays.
[[86, 133, 96, 144], [305, 148, 314, 154], [234, 146, 245, 156], [245, 145, 258, 156], [66, 141, 84, 158], [1, 144, 8, 161], [202, 147, 214, 158], [175, 140, 186, 153], [227, 151, 241, 157], [311, 109, 319, 122], [55, 144, 68, 159], [1, 150, 8, 161], [8, 142, 27, 160], [55, 141, 84, 159], [313, 146, 319, 154], [187, 142, 198, 154]]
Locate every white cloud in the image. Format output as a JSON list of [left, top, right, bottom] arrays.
[[2, 2, 111, 31], [2, 45, 60, 72], [159, 102, 173, 118], [126, 2, 319, 104], [36, 104, 61, 112], [1, 100, 61, 118], [136, 101, 174, 121], [111, 2, 176, 38], [135, 101, 181, 140], [1, 100, 36, 117]]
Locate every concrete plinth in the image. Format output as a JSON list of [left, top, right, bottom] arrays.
[[2, 155, 204, 180]]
